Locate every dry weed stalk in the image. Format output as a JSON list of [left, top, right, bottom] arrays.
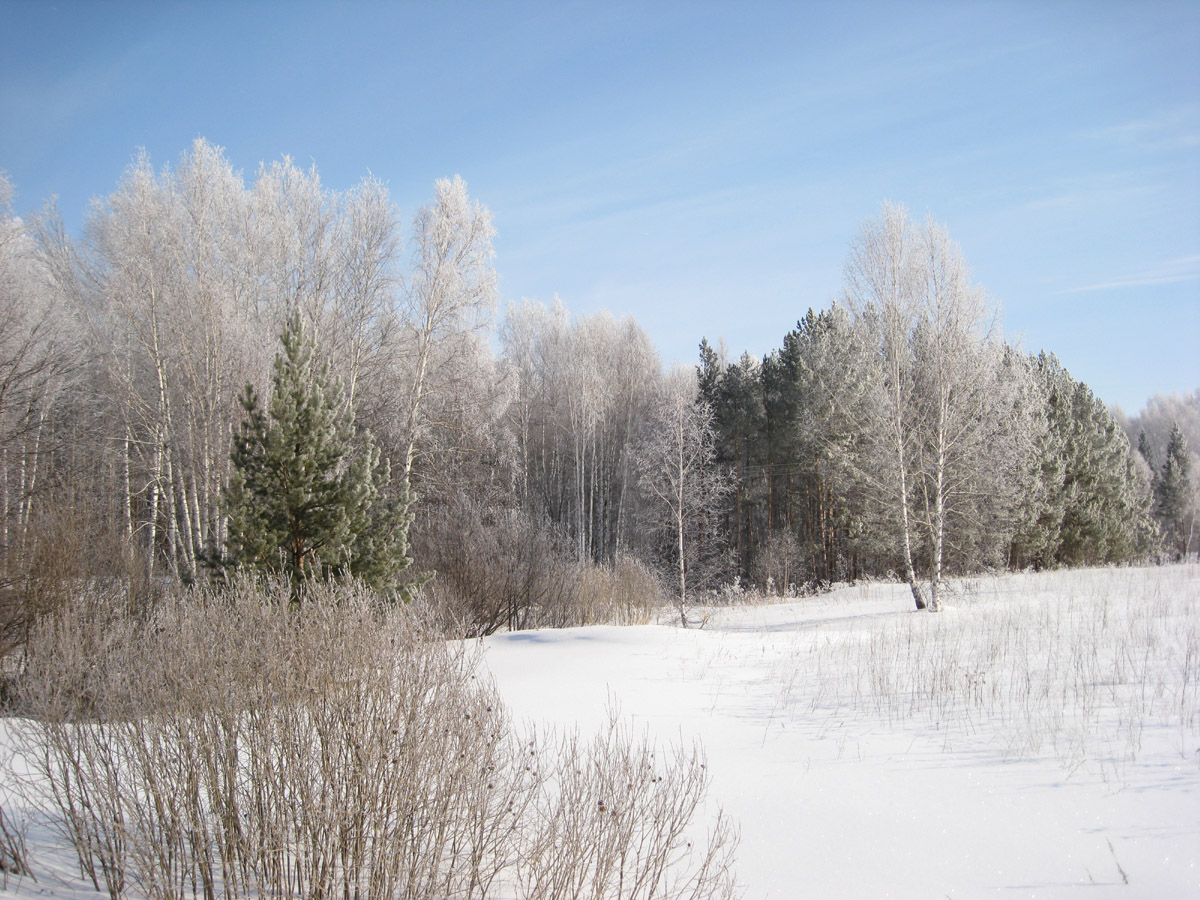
[[777, 567, 1200, 773], [518, 713, 737, 900]]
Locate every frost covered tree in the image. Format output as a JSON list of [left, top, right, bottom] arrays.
[[1128, 392, 1199, 560], [1154, 423, 1194, 559], [222, 311, 413, 595], [1014, 354, 1154, 566], [905, 217, 1030, 610], [400, 175, 498, 482], [500, 299, 660, 563], [764, 304, 879, 584], [78, 141, 417, 583], [0, 176, 70, 538], [0, 174, 80, 650], [635, 367, 730, 625], [843, 203, 927, 607], [845, 204, 1034, 610], [1124, 391, 1200, 470]]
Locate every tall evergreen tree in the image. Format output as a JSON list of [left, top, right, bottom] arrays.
[[709, 352, 767, 578], [1137, 430, 1156, 476], [1019, 354, 1155, 567], [773, 305, 877, 583], [1154, 423, 1194, 559], [221, 311, 414, 595], [1007, 352, 1064, 569]]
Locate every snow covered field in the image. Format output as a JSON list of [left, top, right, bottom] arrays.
[[484, 565, 1200, 899], [1, 565, 1197, 899]]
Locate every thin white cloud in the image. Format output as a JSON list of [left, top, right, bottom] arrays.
[[1086, 106, 1200, 153], [1020, 169, 1161, 213], [1056, 255, 1200, 295]]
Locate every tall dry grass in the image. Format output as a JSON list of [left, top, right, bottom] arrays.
[[774, 566, 1200, 776]]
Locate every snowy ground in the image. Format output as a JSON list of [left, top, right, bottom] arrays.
[[483, 566, 1200, 900], [1, 565, 1197, 899]]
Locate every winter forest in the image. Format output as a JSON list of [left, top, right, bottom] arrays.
[[1, 139, 1194, 640], [1, 137, 1198, 898]]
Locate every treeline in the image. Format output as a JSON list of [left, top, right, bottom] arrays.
[[704, 331, 1162, 589], [1119, 391, 1200, 561], [696, 204, 1188, 606], [0, 142, 1192, 640]]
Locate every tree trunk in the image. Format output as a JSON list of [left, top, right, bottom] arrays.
[[896, 422, 926, 610], [928, 417, 947, 612], [677, 419, 687, 627], [147, 445, 160, 581]]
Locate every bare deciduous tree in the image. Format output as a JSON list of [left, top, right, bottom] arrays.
[[908, 217, 1008, 610], [501, 299, 661, 564], [0, 174, 80, 651], [401, 175, 498, 482], [636, 367, 731, 625], [844, 203, 928, 608]]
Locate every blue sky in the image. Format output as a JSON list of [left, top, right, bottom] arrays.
[[2, 0, 1197, 412]]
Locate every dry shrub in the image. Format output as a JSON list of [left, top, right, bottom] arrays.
[[416, 497, 579, 636], [0, 489, 156, 662], [14, 580, 525, 899], [416, 496, 666, 634], [575, 558, 665, 626], [10, 578, 736, 900], [517, 714, 737, 900]]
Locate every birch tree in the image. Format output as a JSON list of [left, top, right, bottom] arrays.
[[249, 157, 403, 413], [500, 299, 660, 563], [400, 176, 497, 482], [88, 142, 266, 580], [635, 367, 730, 625], [843, 203, 928, 608], [0, 176, 68, 540], [0, 175, 78, 647], [80, 141, 413, 583], [907, 219, 1024, 610], [846, 205, 1032, 610]]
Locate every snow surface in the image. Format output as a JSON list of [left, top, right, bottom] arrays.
[[482, 567, 1200, 900], [0, 565, 1197, 899]]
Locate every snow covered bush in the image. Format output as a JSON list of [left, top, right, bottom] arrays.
[[415, 495, 579, 635], [416, 493, 667, 634]]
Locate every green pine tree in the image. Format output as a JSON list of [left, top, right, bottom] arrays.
[[1154, 423, 1194, 559], [221, 311, 414, 596], [1137, 430, 1156, 475], [1028, 355, 1155, 566]]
